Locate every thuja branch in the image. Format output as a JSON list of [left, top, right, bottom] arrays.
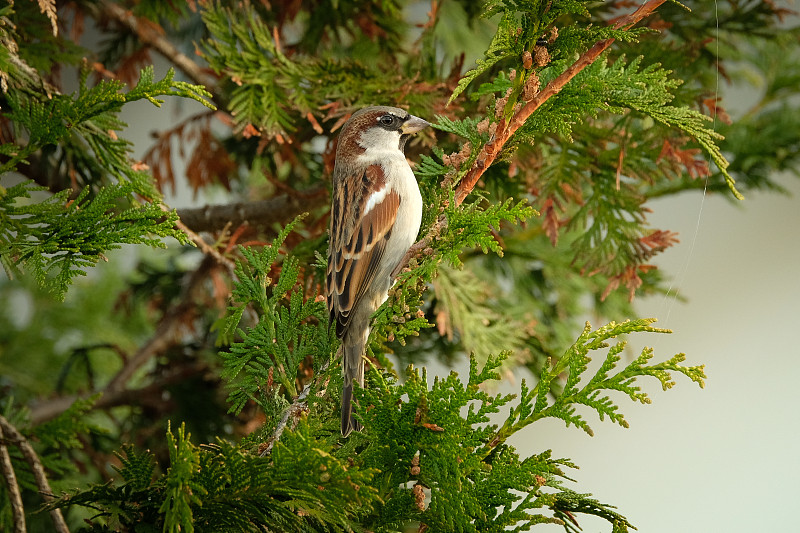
[[0, 415, 70, 533], [394, 0, 672, 276], [259, 359, 331, 457], [455, 0, 670, 205], [0, 426, 25, 533], [167, 204, 237, 271]]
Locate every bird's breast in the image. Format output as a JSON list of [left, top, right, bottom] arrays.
[[383, 157, 422, 263], [354, 149, 423, 277]]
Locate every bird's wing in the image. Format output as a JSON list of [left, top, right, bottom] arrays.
[[327, 164, 400, 338]]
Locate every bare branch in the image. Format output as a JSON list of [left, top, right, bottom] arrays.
[[176, 185, 327, 233], [91, 0, 219, 98], [164, 204, 237, 271], [260, 359, 331, 456], [30, 256, 217, 424], [0, 416, 70, 533], [0, 426, 26, 533]]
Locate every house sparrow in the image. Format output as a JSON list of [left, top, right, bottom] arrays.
[[327, 106, 430, 436]]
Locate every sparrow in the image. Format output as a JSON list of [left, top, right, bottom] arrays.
[[326, 106, 430, 436]]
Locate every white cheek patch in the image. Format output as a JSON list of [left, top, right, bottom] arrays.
[[363, 187, 389, 216], [357, 127, 401, 154]]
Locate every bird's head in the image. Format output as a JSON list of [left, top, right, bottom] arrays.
[[336, 106, 430, 161]]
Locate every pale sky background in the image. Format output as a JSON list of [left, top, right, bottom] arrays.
[[418, 169, 800, 532], [521, 174, 800, 532]]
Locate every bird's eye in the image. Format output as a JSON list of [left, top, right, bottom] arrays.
[[379, 114, 397, 127]]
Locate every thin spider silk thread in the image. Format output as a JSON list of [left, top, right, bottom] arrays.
[[656, 0, 717, 331]]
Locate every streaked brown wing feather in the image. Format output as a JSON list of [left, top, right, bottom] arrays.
[[327, 166, 399, 338]]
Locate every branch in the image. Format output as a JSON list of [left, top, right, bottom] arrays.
[[0, 416, 70, 533], [0, 33, 59, 97], [29, 256, 217, 424], [456, 0, 667, 205], [394, 0, 668, 276], [260, 359, 331, 456], [99, 361, 212, 414], [176, 185, 327, 233], [164, 204, 237, 271], [91, 0, 220, 99], [0, 425, 25, 533]]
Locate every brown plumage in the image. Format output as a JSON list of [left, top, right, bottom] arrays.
[[326, 106, 429, 436]]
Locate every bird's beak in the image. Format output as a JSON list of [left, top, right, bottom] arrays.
[[401, 115, 430, 135]]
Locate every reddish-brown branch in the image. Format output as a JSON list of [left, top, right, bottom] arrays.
[[395, 0, 668, 276], [455, 0, 667, 206], [0, 416, 70, 533]]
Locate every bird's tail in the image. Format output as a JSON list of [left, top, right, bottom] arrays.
[[341, 340, 365, 437]]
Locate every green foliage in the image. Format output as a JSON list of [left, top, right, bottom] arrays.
[[370, 267, 434, 359], [450, 0, 645, 104], [0, 395, 107, 531], [482, 0, 590, 20], [50, 421, 379, 532], [200, 1, 307, 136], [598, 57, 738, 198], [516, 54, 741, 197], [199, 1, 430, 136], [0, 52, 213, 297], [433, 115, 487, 146], [496, 319, 705, 442], [450, 11, 520, 105], [352, 318, 700, 531], [569, 171, 648, 279], [48, 318, 701, 532], [442, 195, 538, 265], [33, 394, 104, 452], [1, 64, 213, 182], [114, 444, 156, 492], [0, 180, 190, 300], [220, 217, 332, 416], [161, 422, 202, 533], [432, 263, 528, 366]]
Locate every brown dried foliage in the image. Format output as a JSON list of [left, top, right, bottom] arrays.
[[144, 112, 236, 197], [37, 0, 58, 36], [602, 229, 679, 301], [658, 139, 712, 180]]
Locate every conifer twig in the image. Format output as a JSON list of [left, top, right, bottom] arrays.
[[166, 205, 237, 271], [0, 415, 70, 533], [92, 0, 219, 97], [395, 0, 669, 275], [260, 359, 331, 457], [454, 0, 668, 205], [0, 426, 26, 533]]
